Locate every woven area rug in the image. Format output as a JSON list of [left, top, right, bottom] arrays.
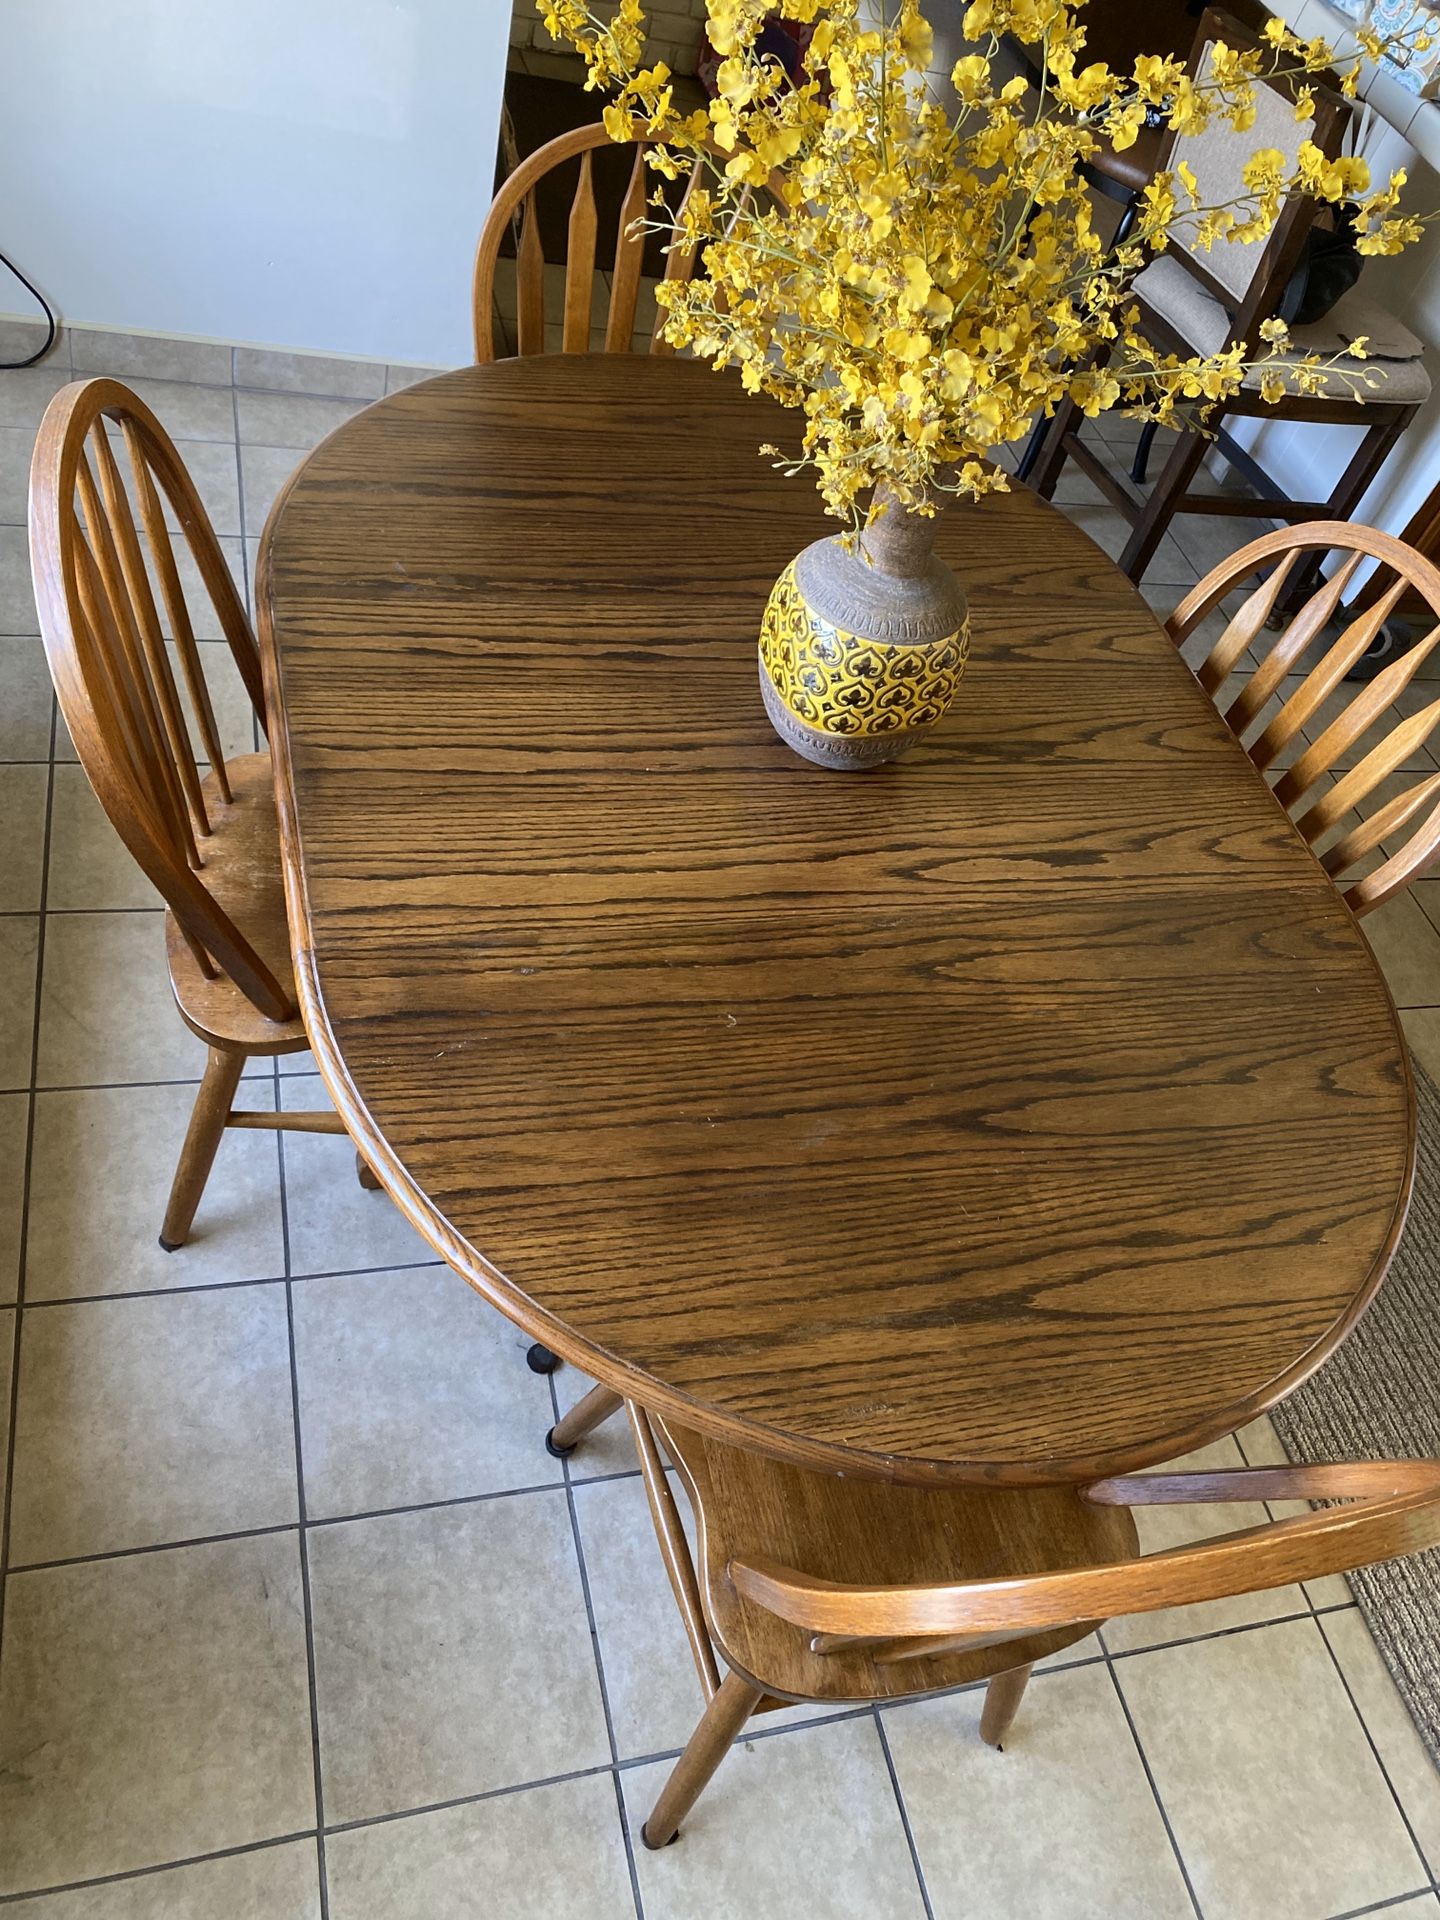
[[1270, 1060, 1440, 1767]]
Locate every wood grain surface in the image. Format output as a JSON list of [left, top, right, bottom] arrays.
[[257, 353, 1414, 1487]]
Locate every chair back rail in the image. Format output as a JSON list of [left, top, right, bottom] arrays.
[[29, 377, 295, 1021], [728, 1459, 1440, 1652], [473, 120, 706, 363], [1166, 521, 1440, 914]]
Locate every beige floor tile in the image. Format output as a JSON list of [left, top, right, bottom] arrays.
[[0, 1839, 322, 1919], [1321, 1609, 1440, 1879], [0, 763, 47, 911], [555, 1362, 642, 1480], [1170, 509, 1279, 584], [0, 365, 71, 431], [0, 916, 38, 1091], [292, 1263, 555, 1519], [325, 1775, 634, 1920], [72, 329, 232, 387], [25, 1081, 284, 1300], [110, 375, 236, 442], [0, 317, 67, 364], [885, 1663, 1193, 1920], [235, 391, 369, 450], [0, 1535, 316, 1896], [1401, 1007, 1440, 1082], [8, 1284, 297, 1562], [0, 1306, 13, 1542], [1410, 877, 1440, 944], [623, 1714, 925, 1918], [0, 634, 53, 759], [1118, 1616, 1426, 1920], [0, 1090, 27, 1302], [308, 1492, 609, 1823], [1103, 1437, 1308, 1652], [1054, 500, 1194, 587], [279, 1075, 433, 1276], [234, 346, 386, 401], [240, 444, 303, 537], [575, 1472, 829, 1761], [36, 910, 206, 1086], [45, 766, 160, 911], [1367, 894, 1440, 1013]]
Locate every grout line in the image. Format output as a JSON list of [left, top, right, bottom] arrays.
[[9, 1521, 301, 1577], [0, 698, 57, 1664], [0, 1829, 321, 1908], [1323, 1893, 1440, 1920], [873, 1709, 937, 1920], [1105, 1600, 1356, 1663], [1102, 1651, 1206, 1920], [16, 1255, 446, 1310], [550, 1369, 647, 1920], [275, 1109, 331, 1920]]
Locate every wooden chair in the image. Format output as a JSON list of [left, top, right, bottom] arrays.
[[623, 1402, 1440, 1847], [472, 121, 703, 364], [1030, 9, 1428, 580], [28, 377, 379, 1250], [1167, 521, 1440, 916]]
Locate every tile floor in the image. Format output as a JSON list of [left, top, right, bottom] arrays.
[[1, 319, 1439, 1918]]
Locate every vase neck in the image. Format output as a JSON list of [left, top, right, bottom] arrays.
[[858, 486, 938, 579]]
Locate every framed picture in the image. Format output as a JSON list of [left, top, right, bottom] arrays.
[[1365, 0, 1440, 95]]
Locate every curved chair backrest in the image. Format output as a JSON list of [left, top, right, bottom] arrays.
[[28, 377, 294, 1021], [1166, 522, 1440, 917], [730, 1459, 1440, 1663], [473, 120, 714, 364]]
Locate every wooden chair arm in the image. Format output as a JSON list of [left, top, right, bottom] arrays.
[[728, 1461, 1440, 1643], [1083, 1461, 1440, 1506]]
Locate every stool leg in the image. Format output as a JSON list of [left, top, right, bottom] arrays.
[[642, 1668, 765, 1848]]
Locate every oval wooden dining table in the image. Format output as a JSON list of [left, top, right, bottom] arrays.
[[257, 352, 1413, 1489]]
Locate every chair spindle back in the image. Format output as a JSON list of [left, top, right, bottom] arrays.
[[473, 121, 709, 363], [1167, 522, 1440, 916], [29, 377, 294, 1021]]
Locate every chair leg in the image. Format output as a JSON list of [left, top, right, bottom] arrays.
[[1118, 422, 1209, 580], [160, 1045, 248, 1251], [979, 1661, 1034, 1749], [546, 1382, 624, 1458], [355, 1150, 382, 1190], [642, 1667, 765, 1848], [1028, 391, 1084, 500]]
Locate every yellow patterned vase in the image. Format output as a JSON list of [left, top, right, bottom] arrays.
[[757, 497, 969, 769]]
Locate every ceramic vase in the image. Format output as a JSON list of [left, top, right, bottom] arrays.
[[757, 489, 970, 769]]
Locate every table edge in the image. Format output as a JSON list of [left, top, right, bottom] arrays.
[[253, 369, 1418, 1489]]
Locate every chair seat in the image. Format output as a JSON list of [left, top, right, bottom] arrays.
[[655, 1416, 1139, 1704], [1134, 256, 1431, 405], [165, 752, 308, 1055]]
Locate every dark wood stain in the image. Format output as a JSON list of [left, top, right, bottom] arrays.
[[258, 353, 1414, 1487]]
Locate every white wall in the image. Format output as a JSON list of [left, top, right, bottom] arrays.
[[0, 0, 510, 366]]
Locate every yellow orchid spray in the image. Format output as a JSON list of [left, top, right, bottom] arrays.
[[539, 0, 1434, 523]]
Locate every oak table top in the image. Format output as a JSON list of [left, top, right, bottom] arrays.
[[258, 353, 1413, 1488]]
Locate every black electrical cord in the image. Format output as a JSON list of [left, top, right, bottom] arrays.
[[0, 247, 57, 369]]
